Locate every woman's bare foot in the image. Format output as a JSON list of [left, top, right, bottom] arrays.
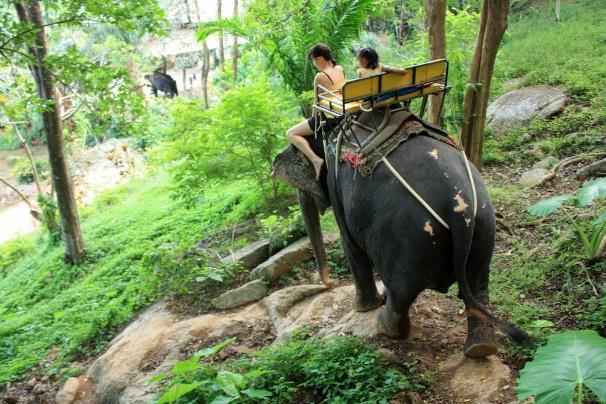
[[312, 157, 324, 181]]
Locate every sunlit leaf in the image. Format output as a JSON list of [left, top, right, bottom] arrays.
[[171, 358, 201, 375], [529, 320, 554, 328], [527, 195, 573, 217], [242, 388, 272, 398], [593, 211, 606, 225], [517, 330, 606, 403], [157, 383, 202, 404], [216, 370, 246, 397], [195, 337, 236, 359], [576, 178, 606, 207]]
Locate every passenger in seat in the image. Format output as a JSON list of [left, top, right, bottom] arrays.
[[286, 44, 346, 181], [356, 47, 407, 78]]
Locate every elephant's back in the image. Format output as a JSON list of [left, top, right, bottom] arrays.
[[339, 135, 492, 252]]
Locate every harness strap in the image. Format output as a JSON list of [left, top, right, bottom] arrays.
[[461, 149, 478, 217], [381, 156, 451, 230]]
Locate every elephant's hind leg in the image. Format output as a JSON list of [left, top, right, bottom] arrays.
[[464, 306, 496, 358], [463, 232, 496, 358], [376, 286, 420, 339]]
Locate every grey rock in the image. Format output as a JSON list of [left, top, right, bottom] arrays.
[[250, 238, 313, 281], [224, 239, 270, 270], [519, 168, 549, 187], [211, 280, 268, 309], [250, 234, 338, 282], [576, 158, 606, 180], [487, 86, 568, 133], [440, 352, 511, 403], [263, 284, 329, 328], [531, 156, 558, 170], [518, 133, 532, 143], [55, 377, 91, 404]]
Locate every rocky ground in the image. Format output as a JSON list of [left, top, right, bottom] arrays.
[[52, 283, 516, 404]]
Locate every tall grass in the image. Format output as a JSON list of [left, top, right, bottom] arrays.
[[0, 174, 266, 385]]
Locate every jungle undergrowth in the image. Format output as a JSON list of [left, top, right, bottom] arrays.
[[0, 173, 289, 387]]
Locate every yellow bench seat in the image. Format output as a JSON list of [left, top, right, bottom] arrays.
[[315, 59, 448, 117]]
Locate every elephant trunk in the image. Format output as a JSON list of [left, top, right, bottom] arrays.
[[298, 189, 332, 287]]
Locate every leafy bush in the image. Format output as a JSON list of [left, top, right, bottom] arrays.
[[259, 205, 306, 253], [143, 244, 243, 296], [0, 236, 36, 277], [528, 178, 606, 262], [162, 76, 299, 205], [10, 157, 47, 185], [154, 335, 426, 403], [516, 330, 606, 404]]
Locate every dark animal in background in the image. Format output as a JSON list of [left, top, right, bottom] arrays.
[[144, 72, 178, 98]]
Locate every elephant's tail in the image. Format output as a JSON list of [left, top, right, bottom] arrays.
[[452, 212, 532, 346]]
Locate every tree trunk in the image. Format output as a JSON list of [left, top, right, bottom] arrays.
[[425, 0, 447, 125], [125, 55, 144, 95], [217, 0, 225, 71], [17, 0, 85, 263], [555, 0, 561, 23], [182, 68, 187, 96], [201, 41, 211, 109], [232, 0, 238, 82], [183, 0, 192, 24], [193, 0, 201, 22], [461, 0, 510, 169]]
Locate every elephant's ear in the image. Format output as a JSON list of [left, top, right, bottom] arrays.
[[271, 145, 330, 213]]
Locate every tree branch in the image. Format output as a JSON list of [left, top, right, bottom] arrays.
[[0, 18, 85, 51]]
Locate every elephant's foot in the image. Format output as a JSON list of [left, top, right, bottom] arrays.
[[377, 307, 410, 339], [464, 308, 496, 358], [353, 293, 384, 312], [320, 267, 334, 288]]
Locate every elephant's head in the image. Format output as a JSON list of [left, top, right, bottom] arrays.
[[271, 143, 333, 286], [271, 144, 330, 213]]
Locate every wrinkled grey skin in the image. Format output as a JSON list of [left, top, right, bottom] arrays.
[[272, 128, 529, 357]]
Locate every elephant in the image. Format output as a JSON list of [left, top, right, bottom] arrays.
[[272, 110, 530, 358], [144, 71, 178, 98]]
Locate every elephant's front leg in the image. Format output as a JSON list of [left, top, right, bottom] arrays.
[[339, 230, 383, 312], [376, 285, 418, 339]]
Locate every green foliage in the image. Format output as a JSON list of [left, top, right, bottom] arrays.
[[143, 243, 243, 296], [9, 157, 47, 185], [160, 77, 298, 205], [497, 0, 606, 101], [528, 178, 606, 261], [517, 330, 606, 404], [199, 0, 374, 102], [259, 205, 306, 253], [0, 236, 36, 278], [37, 192, 61, 242], [0, 0, 167, 149], [0, 174, 268, 385], [154, 335, 426, 403]]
